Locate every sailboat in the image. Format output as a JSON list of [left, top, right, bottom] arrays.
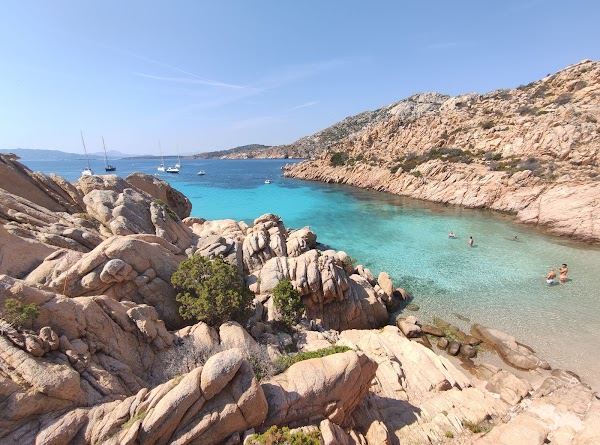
[[175, 146, 181, 169], [157, 141, 165, 172], [80, 131, 93, 176], [102, 137, 116, 172]]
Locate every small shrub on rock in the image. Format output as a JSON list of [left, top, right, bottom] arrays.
[[251, 425, 322, 445], [518, 157, 542, 176], [480, 120, 496, 130], [462, 420, 483, 434], [554, 93, 573, 106], [171, 256, 253, 327], [152, 199, 179, 221], [272, 279, 305, 328], [1, 298, 40, 329], [275, 346, 351, 371]]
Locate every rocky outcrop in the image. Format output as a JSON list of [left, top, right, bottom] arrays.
[[340, 326, 508, 444], [285, 60, 600, 242], [31, 235, 186, 329], [477, 371, 597, 445], [261, 350, 377, 428], [249, 249, 388, 331], [81, 176, 195, 254], [30, 349, 267, 445], [0, 153, 84, 213], [125, 172, 192, 220], [471, 324, 550, 371]]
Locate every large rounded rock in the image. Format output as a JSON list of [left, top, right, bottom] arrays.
[[471, 324, 550, 371], [262, 350, 377, 428], [447, 340, 461, 356], [126, 172, 192, 220], [201, 348, 244, 400], [377, 272, 394, 300]]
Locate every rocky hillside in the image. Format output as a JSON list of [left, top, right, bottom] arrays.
[[285, 59, 600, 242], [194, 144, 273, 159], [1, 153, 599, 445]]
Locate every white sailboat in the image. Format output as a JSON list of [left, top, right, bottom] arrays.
[[80, 131, 93, 176], [102, 137, 116, 172], [157, 141, 165, 172], [175, 146, 181, 169]]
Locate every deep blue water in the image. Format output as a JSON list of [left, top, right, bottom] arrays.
[[22, 157, 600, 385]]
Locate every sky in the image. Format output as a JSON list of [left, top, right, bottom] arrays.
[[1, 1, 599, 155]]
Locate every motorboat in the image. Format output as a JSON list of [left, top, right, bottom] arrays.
[[264, 179, 272, 184], [197, 170, 205, 175], [166, 166, 180, 173]]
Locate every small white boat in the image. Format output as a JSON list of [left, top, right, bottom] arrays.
[[157, 164, 165, 172], [166, 166, 180, 173], [197, 170, 205, 176], [264, 179, 272, 184], [80, 130, 94, 176]]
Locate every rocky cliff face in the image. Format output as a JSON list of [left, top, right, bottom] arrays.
[[1, 155, 599, 444], [285, 60, 600, 242]]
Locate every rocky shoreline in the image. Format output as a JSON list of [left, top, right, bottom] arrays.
[[283, 158, 600, 244], [1, 153, 599, 445]]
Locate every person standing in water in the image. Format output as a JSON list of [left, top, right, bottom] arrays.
[[547, 267, 557, 285], [468, 236, 474, 247], [559, 263, 569, 284]]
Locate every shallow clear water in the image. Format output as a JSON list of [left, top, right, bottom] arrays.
[[23, 158, 600, 387]]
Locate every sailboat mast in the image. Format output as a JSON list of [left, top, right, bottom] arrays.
[[102, 136, 108, 168], [80, 130, 90, 169]]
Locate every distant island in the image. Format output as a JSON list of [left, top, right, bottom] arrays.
[[0, 148, 137, 161]]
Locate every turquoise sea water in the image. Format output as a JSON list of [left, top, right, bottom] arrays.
[[23, 158, 600, 387]]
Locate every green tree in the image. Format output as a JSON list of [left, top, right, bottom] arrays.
[[272, 279, 304, 328], [330, 151, 346, 167], [171, 256, 253, 327]]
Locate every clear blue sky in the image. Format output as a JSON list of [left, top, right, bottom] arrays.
[[1, 1, 598, 155]]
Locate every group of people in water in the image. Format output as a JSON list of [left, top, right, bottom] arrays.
[[447, 231, 475, 247], [547, 264, 569, 285], [448, 231, 569, 285]]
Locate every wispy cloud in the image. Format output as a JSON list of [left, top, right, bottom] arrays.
[[253, 59, 348, 92], [289, 101, 319, 111], [96, 41, 246, 91], [425, 41, 477, 50], [132, 72, 246, 90]]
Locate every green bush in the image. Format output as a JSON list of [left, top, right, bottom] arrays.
[[275, 346, 351, 371], [480, 120, 496, 130], [153, 199, 179, 221], [251, 425, 321, 445], [462, 419, 482, 434], [554, 93, 573, 106], [1, 298, 40, 328], [445, 431, 454, 438], [330, 152, 346, 167], [272, 280, 304, 328], [171, 256, 253, 327]]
